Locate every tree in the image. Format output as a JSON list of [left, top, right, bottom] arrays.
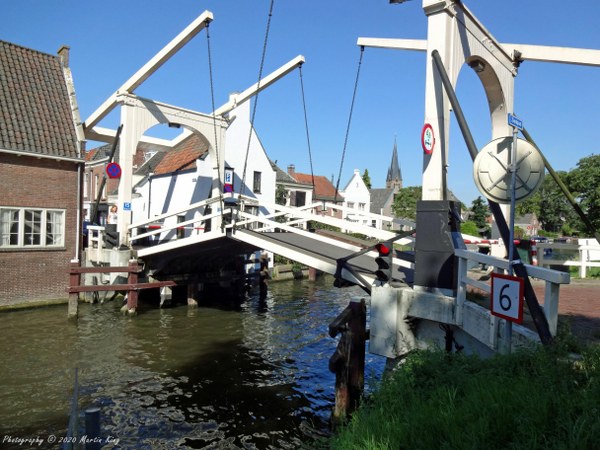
[[470, 196, 490, 229], [460, 220, 479, 236], [362, 169, 372, 189], [275, 185, 287, 206], [392, 186, 422, 220], [515, 172, 575, 234], [516, 190, 541, 217], [538, 173, 575, 233], [567, 154, 600, 233], [470, 196, 490, 237]]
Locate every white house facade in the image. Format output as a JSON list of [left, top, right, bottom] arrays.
[[131, 99, 275, 241], [341, 169, 371, 228]]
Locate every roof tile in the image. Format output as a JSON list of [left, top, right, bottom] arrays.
[[0, 40, 79, 159]]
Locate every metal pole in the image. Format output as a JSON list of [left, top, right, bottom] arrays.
[[84, 407, 101, 450], [431, 50, 552, 345], [504, 124, 519, 353]]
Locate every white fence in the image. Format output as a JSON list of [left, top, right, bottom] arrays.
[[537, 239, 600, 278], [455, 248, 571, 337]]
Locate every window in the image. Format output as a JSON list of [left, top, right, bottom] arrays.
[[358, 203, 366, 211], [295, 191, 306, 207], [244, 205, 259, 230], [253, 171, 262, 194], [347, 202, 355, 209], [0, 207, 65, 248]]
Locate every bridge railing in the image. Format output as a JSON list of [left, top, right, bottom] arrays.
[[455, 248, 570, 336], [128, 197, 222, 244], [323, 202, 414, 231], [537, 239, 600, 278], [239, 197, 412, 244]]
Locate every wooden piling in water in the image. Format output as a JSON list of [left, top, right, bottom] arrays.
[[328, 298, 367, 427], [187, 283, 199, 307], [259, 253, 269, 297], [68, 260, 80, 318], [126, 259, 139, 313]]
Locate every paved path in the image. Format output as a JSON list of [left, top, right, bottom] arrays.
[[532, 278, 600, 344]]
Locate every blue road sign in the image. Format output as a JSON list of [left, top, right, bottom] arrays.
[[508, 114, 523, 130], [123, 202, 131, 211]]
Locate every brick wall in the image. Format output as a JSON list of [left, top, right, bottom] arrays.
[[0, 153, 80, 306]]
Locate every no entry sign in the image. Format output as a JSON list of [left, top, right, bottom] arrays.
[[106, 162, 122, 179]]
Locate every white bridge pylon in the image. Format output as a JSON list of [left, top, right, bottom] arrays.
[[359, 0, 600, 202], [83, 9, 305, 246]]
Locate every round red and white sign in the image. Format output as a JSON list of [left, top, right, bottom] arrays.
[[421, 123, 435, 155]]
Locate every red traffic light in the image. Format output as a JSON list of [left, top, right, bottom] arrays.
[[375, 243, 391, 256]]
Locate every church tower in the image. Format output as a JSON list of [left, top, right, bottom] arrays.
[[386, 136, 402, 192]]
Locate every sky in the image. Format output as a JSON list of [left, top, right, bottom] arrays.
[[3, 0, 599, 206]]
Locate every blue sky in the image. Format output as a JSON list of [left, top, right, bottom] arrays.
[[3, 0, 599, 206]]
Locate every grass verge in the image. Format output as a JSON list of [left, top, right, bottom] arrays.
[[325, 343, 600, 449]]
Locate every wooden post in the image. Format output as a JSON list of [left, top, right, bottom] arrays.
[[328, 298, 367, 428], [308, 267, 317, 281], [347, 298, 366, 412], [126, 259, 139, 313], [68, 260, 81, 318], [330, 333, 352, 428]]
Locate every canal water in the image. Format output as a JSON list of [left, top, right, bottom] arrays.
[[0, 276, 385, 449]]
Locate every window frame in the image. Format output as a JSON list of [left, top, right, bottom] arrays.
[[0, 206, 66, 249], [253, 171, 262, 194]]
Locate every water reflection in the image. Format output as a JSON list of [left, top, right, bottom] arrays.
[[0, 276, 385, 449]]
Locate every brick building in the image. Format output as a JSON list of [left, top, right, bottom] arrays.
[[0, 41, 83, 307]]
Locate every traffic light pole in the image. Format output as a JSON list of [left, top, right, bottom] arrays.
[[431, 50, 552, 345]]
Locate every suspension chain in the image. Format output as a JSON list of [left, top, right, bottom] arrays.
[[298, 64, 316, 190], [240, 0, 276, 197], [334, 46, 365, 202], [205, 21, 224, 218]]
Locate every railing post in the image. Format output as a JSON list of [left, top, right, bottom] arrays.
[[97, 227, 104, 262], [580, 246, 587, 278], [455, 255, 468, 325], [544, 281, 560, 336]]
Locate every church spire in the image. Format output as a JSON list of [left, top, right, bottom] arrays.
[[386, 135, 402, 190]]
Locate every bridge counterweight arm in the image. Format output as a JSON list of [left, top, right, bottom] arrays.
[[84, 10, 214, 131], [357, 37, 600, 67], [213, 55, 306, 117]]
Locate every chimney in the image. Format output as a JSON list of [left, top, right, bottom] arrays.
[[57, 45, 70, 68], [287, 164, 295, 175]]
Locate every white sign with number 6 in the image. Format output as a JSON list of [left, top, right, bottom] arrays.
[[490, 273, 524, 323]]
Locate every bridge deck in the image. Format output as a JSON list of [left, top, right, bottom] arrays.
[[230, 229, 412, 287]]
